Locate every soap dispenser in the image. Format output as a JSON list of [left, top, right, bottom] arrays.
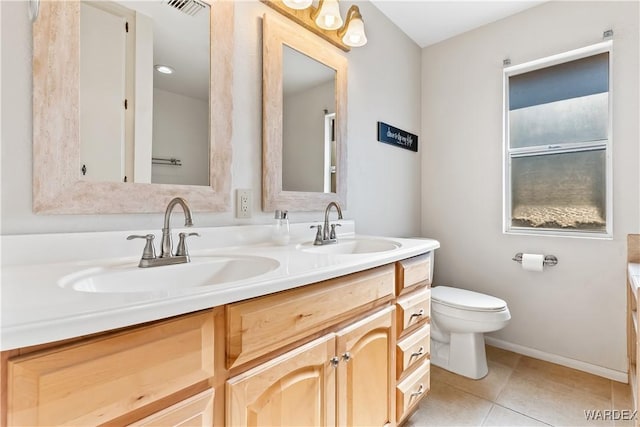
[[272, 210, 290, 245]]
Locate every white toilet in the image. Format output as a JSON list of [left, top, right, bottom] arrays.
[[430, 286, 511, 379]]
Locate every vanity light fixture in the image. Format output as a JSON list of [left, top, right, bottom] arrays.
[[154, 64, 175, 75], [311, 0, 343, 30], [261, 0, 367, 51], [282, 0, 312, 10], [337, 5, 366, 47]]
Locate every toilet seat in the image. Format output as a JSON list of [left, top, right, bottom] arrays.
[[432, 286, 507, 312]]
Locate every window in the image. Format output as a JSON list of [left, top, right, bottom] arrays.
[[504, 41, 612, 237]]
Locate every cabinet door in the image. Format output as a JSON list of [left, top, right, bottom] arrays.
[[226, 334, 336, 427], [336, 306, 395, 427]]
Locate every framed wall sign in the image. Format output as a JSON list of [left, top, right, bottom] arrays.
[[377, 122, 418, 152]]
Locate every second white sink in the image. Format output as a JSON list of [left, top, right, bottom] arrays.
[[58, 255, 280, 293], [297, 238, 401, 255]]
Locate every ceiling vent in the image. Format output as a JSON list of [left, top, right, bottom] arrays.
[[164, 0, 207, 17]]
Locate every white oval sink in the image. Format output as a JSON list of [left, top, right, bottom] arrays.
[[58, 255, 280, 293], [297, 238, 401, 255]]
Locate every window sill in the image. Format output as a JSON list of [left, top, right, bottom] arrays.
[[504, 227, 613, 240]]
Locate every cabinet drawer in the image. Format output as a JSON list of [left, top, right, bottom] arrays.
[[396, 324, 430, 379], [227, 264, 395, 369], [396, 253, 431, 296], [7, 311, 214, 426], [396, 360, 430, 423], [396, 287, 431, 336], [128, 389, 214, 427]]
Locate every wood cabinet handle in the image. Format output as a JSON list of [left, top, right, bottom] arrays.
[[342, 352, 352, 362], [330, 356, 340, 367], [410, 346, 424, 359]]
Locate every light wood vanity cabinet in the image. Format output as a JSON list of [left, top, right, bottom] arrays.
[[4, 310, 216, 426], [395, 253, 433, 424], [628, 234, 640, 426], [226, 266, 396, 426], [227, 307, 395, 427], [1, 252, 434, 427]]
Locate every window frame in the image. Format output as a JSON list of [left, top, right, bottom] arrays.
[[503, 40, 613, 239]]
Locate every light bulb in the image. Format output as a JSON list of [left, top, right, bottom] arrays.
[[338, 6, 367, 47], [154, 64, 175, 74], [282, 0, 312, 10], [314, 0, 343, 30]]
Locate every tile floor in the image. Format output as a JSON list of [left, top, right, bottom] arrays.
[[405, 346, 635, 427]]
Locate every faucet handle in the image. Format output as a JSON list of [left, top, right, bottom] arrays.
[[127, 234, 156, 260], [310, 225, 323, 245], [329, 223, 342, 240], [175, 232, 200, 257]]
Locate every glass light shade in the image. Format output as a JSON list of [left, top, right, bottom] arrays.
[[341, 16, 367, 47], [282, 0, 312, 10], [314, 0, 343, 30]]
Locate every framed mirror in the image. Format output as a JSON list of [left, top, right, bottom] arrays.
[[32, 0, 233, 214], [262, 13, 347, 212]]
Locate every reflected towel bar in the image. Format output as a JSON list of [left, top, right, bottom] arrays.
[[152, 157, 182, 166]]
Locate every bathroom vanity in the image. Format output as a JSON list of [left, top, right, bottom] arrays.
[[627, 234, 640, 425], [0, 223, 438, 426]]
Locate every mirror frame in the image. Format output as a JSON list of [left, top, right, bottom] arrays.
[[262, 13, 347, 212], [32, 0, 233, 214]]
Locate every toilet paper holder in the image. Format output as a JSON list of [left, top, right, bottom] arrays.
[[512, 253, 558, 266]]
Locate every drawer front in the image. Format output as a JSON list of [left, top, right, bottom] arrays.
[[396, 287, 431, 336], [396, 324, 430, 379], [8, 311, 214, 426], [396, 253, 431, 296], [396, 360, 430, 423], [128, 389, 214, 427], [227, 264, 395, 369]]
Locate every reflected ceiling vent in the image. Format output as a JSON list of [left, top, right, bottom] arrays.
[[164, 0, 207, 16]]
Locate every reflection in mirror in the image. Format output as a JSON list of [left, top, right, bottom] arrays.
[[32, 0, 233, 214], [79, 0, 210, 186], [262, 14, 347, 212], [282, 46, 336, 193]]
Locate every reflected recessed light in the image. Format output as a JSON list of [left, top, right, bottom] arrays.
[[154, 64, 175, 74]]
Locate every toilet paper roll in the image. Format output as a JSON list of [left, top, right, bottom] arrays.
[[521, 253, 544, 272]]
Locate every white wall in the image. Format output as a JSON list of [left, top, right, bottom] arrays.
[[0, 0, 422, 237], [151, 88, 209, 186], [282, 80, 334, 193], [421, 1, 639, 375]]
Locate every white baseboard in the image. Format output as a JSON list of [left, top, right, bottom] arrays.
[[485, 336, 628, 383]]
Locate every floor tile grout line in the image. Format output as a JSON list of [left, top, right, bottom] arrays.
[[479, 403, 494, 426], [489, 401, 555, 426], [494, 356, 519, 404]]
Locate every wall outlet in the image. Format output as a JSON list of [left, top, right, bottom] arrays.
[[236, 189, 252, 218]]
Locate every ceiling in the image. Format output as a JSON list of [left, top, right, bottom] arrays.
[[369, 1, 547, 48], [115, 0, 210, 101]]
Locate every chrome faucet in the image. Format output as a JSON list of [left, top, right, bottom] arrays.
[[311, 201, 343, 245], [161, 197, 194, 258], [127, 197, 199, 268]]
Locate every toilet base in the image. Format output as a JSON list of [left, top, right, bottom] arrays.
[[430, 332, 488, 380]]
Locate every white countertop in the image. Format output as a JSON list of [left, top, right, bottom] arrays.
[[629, 263, 640, 295], [1, 221, 439, 351]]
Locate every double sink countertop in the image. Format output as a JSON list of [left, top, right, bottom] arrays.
[[1, 221, 439, 351]]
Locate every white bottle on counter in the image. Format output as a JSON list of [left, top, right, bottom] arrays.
[[272, 210, 290, 245]]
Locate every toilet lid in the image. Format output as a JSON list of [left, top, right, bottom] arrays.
[[431, 286, 507, 312]]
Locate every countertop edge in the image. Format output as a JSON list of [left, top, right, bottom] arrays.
[[1, 236, 439, 351]]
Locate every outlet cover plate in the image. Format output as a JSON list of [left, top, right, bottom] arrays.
[[236, 189, 252, 218]]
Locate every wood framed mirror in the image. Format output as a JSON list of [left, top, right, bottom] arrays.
[[32, 0, 233, 214], [262, 13, 347, 212]]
